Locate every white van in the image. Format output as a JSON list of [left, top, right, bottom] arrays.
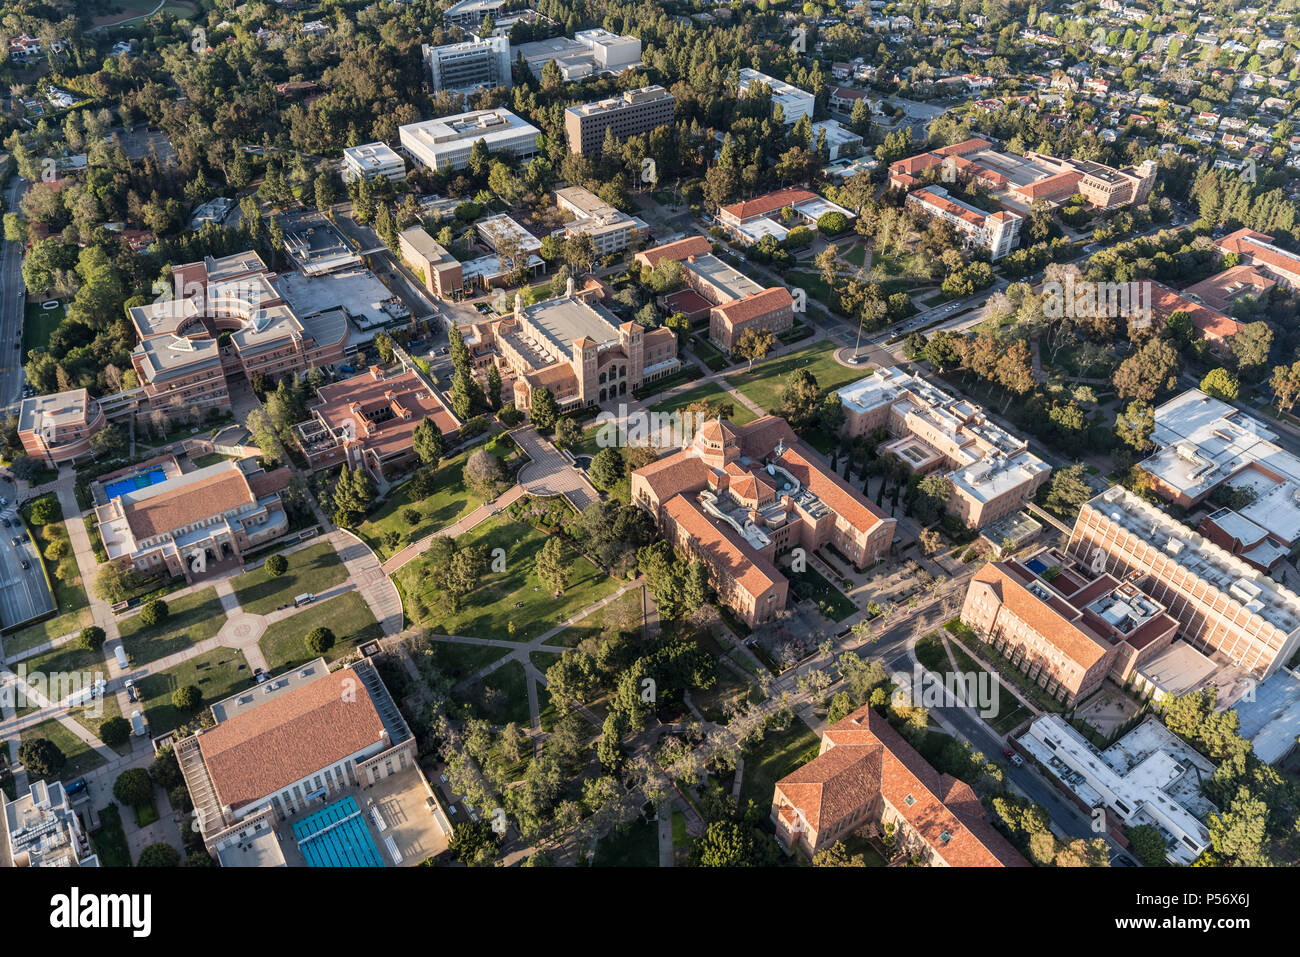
[[130, 710, 148, 737], [114, 645, 128, 670], [294, 593, 315, 607]]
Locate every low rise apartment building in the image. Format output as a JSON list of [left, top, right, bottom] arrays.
[[716, 188, 855, 246], [294, 366, 461, 481], [553, 186, 646, 255], [631, 416, 895, 626], [737, 68, 815, 125], [837, 368, 1050, 528], [17, 388, 106, 466], [342, 142, 406, 183], [772, 706, 1026, 865], [93, 456, 293, 582], [564, 85, 675, 155]]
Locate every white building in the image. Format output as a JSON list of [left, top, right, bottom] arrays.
[[515, 29, 642, 81], [810, 119, 864, 160], [737, 68, 815, 125], [442, 0, 504, 26], [342, 142, 406, 183], [399, 109, 540, 172], [905, 186, 1021, 260], [1021, 715, 1215, 865], [553, 186, 647, 254], [422, 35, 511, 94], [3, 780, 98, 867]]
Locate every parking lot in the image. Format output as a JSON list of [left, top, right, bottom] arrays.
[[0, 500, 56, 631]]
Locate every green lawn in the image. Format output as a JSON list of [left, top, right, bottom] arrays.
[[395, 515, 620, 642], [354, 452, 487, 560], [464, 659, 531, 725], [89, 804, 131, 867], [725, 341, 864, 414], [15, 642, 109, 704], [421, 639, 510, 685], [21, 717, 106, 780], [633, 368, 698, 401], [258, 591, 382, 673], [550, 587, 645, 648], [590, 815, 659, 866], [693, 661, 754, 724], [138, 646, 252, 736], [231, 541, 346, 616], [648, 383, 756, 426], [67, 690, 130, 755], [190, 452, 232, 468], [22, 301, 65, 352], [118, 586, 225, 666], [690, 336, 729, 372], [738, 719, 820, 811]]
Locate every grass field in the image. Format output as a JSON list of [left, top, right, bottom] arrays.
[[464, 659, 530, 725], [138, 645, 251, 737], [787, 565, 857, 622], [67, 690, 129, 754], [725, 341, 863, 414], [394, 515, 619, 642], [22, 301, 64, 352], [648, 383, 756, 426], [118, 587, 225, 665], [738, 719, 820, 811], [422, 640, 510, 685], [231, 541, 346, 616], [354, 453, 487, 560], [89, 804, 131, 867], [550, 587, 644, 648], [590, 815, 658, 866], [258, 591, 381, 673], [21, 717, 106, 780]]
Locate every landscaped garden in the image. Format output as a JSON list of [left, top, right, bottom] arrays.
[[737, 718, 820, 811], [724, 341, 863, 414], [138, 645, 252, 736], [258, 591, 382, 673], [118, 587, 226, 665], [354, 452, 488, 560], [231, 541, 346, 615], [394, 515, 620, 642], [648, 382, 757, 426], [22, 717, 106, 779]]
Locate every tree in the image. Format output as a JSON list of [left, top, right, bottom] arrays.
[[1043, 463, 1092, 518], [530, 387, 558, 431], [780, 369, 822, 431], [1230, 321, 1273, 375], [1113, 337, 1180, 402], [813, 841, 868, 866], [1126, 823, 1168, 866], [589, 447, 625, 491], [1115, 401, 1155, 453], [139, 598, 168, 627], [28, 497, 56, 525], [464, 448, 506, 497], [172, 685, 201, 711], [1207, 787, 1273, 866], [75, 626, 105, 652], [448, 818, 499, 866], [374, 331, 395, 364], [1199, 367, 1239, 401], [99, 716, 131, 747], [19, 738, 66, 778], [305, 627, 335, 655], [1054, 837, 1111, 867], [912, 474, 952, 525], [1270, 360, 1300, 413], [89, 425, 126, 459], [94, 561, 141, 604], [692, 819, 758, 867], [113, 767, 153, 806], [412, 416, 445, 466], [536, 536, 571, 595], [555, 417, 581, 449], [264, 553, 288, 577], [136, 843, 181, 867], [734, 327, 776, 370]]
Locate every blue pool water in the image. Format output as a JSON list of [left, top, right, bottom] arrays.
[[103, 469, 167, 501], [292, 796, 384, 867], [1024, 556, 1050, 575]]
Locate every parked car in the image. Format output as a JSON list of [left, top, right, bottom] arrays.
[[124, 678, 138, 703], [20, 560, 30, 569], [1003, 749, 1024, 767], [65, 779, 87, 796], [10, 537, 21, 546], [2, 518, 9, 527], [255, 668, 268, 684]]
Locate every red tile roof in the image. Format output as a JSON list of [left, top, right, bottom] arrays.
[[636, 235, 711, 268], [776, 707, 1028, 866], [712, 287, 793, 326], [661, 493, 783, 598], [773, 444, 890, 537], [719, 189, 818, 222], [199, 667, 387, 810]]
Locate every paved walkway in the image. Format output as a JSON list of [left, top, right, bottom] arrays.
[[381, 486, 524, 575]]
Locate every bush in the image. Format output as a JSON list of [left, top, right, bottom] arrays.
[[139, 598, 168, 627], [137, 843, 180, 867], [113, 767, 153, 806], [305, 627, 335, 655], [817, 211, 849, 235], [99, 716, 131, 747], [402, 507, 421, 527], [76, 626, 106, 652], [28, 497, 57, 526], [172, 685, 201, 711], [264, 553, 287, 577], [43, 538, 68, 561]]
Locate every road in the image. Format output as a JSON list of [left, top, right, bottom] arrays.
[[1, 176, 28, 415], [0, 503, 56, 631]]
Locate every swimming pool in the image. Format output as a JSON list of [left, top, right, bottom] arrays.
[[292, 795, 385, 867], [103, 469, 168, 501], [1024, 556, 1050, 575]]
